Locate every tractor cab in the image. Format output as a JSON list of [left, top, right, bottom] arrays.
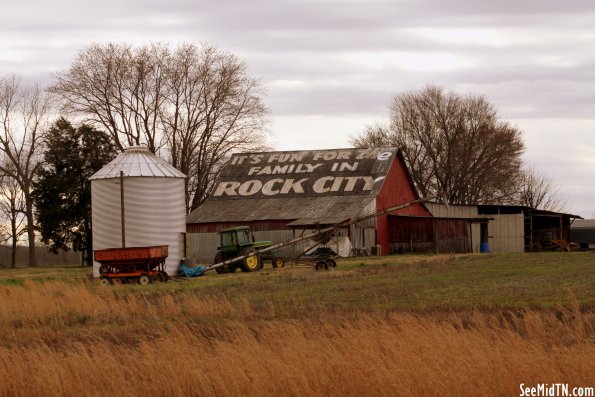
[[219, 226, 254, 254]]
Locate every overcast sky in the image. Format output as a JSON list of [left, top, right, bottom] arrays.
[[1, 0, 593, 217]]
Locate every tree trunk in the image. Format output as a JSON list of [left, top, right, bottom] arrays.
[[11, 219, 17, 268], [25, 198, 36, 266], [85, 216, 93, 267]]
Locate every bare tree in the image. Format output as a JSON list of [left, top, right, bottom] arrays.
[[349, 122, 391, 148], [0, 170, 27, 267], [162, 43, 268, 211], [518, 165, 567, 212], [51, 42, 269, 213], [50, 43, 169, 153], [351, 85, 525, 205], [0, 75, 50, 265]]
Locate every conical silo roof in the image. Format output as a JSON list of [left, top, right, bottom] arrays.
[[89, 146, 186, 180]]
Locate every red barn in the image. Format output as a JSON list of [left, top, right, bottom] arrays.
[[186, 148, 430, 263]]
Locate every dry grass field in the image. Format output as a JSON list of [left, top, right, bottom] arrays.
[[0, 252, 593, 396]]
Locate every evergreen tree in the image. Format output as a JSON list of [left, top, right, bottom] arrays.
[[33, 118, 116, 265]]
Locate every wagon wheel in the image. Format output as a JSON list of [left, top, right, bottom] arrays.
[[138, 274, 151, 285], [315, 260, 328, 271], [240, 248, 261, 272], [159, 271, 169, 282], [99, 265, 109, 275], [326, 259, 337, 268], [99, 278, 111, 286], [272, 257, 285, 268]]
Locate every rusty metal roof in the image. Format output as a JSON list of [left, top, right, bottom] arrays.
[[89, 146, 186, 180], [187, 147, 398, 224], [186, 195, 376, 224]]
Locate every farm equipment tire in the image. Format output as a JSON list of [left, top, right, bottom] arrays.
[[240, 248, 261, 272], [214, 251, 235, 274], [99, 278, 111, 286], [99, 265, 109, 275], [315, 260, 328, 271], [159, 271, 169, 282], [138, 274, 151, 285], [272, 257, 285, 268], [326, 259, 337, 268]]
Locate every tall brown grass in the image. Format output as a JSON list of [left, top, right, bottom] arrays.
[[0, 281, 592, 396]]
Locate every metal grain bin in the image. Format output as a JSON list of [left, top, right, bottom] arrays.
[[89, 146, 186, 277]]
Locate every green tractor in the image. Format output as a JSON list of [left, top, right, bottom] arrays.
[[213, 226, 285, 274]]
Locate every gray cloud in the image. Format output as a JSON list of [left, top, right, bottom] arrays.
[[1, 0, 594, 216]]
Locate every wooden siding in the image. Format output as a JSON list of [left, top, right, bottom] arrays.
[[375, 154, 431, 254], [425, 203, 481, 253], [388, 216, 471, 254], [187, 220, 290, 233]]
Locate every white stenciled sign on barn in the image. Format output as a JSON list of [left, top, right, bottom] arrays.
[[212, 148, 396, 199]]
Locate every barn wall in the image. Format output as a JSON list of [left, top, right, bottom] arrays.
[[187, 230, 296, 264], [187, 228, 351, 265], [488, 214, 524, 253], [388, 217, 471, 254], [350, 199, 377, 253], [376, 155, 431, 254], [425, 203, 481, 253], [425, 203, 478, 218], [187, 220, 290, 233]]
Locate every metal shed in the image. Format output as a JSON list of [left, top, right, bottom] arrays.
[[477, 205, 582, 252], [570, 219, 595, 249]]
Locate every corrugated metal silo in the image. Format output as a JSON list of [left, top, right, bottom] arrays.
[[89, 146, 186, 277]]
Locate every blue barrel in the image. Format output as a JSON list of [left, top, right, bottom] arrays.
[[480, 243, 489, 253]]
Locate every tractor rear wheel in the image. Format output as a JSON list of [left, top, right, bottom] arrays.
[[214, 251, 235, 274], [240, 248, 261, 272]]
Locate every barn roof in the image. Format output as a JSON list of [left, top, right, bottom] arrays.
[[187, 147, 399, 224]]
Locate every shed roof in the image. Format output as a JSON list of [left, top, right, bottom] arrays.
[[187, 147, 398, 224], [477, 204, 582, 219], [89, 146, 186, 180]]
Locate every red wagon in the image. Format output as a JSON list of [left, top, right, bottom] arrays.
[[94, 245, 169, 285]]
